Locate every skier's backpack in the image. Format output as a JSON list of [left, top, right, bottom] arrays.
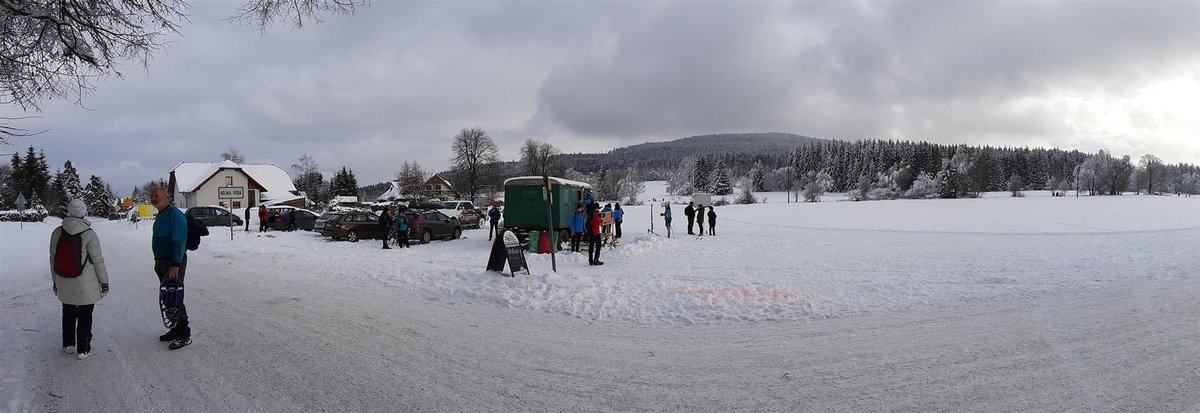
[[52, 229, 90, 278], [184, 214, 208, 251]]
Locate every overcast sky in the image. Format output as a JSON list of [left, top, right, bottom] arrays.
[[7, 0, 1199, 195]]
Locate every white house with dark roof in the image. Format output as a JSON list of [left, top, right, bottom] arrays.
[[168, 161, 303, 209]]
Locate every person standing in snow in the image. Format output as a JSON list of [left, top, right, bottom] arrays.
[[243, 207, 250, 232], [257, 205, 268, 232], [50, 199, 109, 360], [394, 209, 411, 248], [569, 203, 586, 252], [378, 208, 393, 249], [586, 202, 603, 265], [488, 206, 502, 241], [684, 202, 696, 235], [707, 206, 717, 236], [150, 187, 192, 350], [613, 203, 624, 239], [695, 204, 705, 236], [660, 204, 673, 237]]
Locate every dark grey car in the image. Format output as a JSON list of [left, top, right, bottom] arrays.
[[186, 206, 243, 227], [405, 210, 462, 244], [267, 206, 318, 231]]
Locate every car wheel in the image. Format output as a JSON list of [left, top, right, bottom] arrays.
[[422, 230, 432, 244], [347, 230, 359, 242], [452, 228, 462, 240]]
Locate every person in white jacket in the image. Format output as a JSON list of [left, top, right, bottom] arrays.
[[49, 199, 109, 360]]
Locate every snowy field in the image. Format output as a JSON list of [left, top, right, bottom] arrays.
[[2, 186, 1198, 411]]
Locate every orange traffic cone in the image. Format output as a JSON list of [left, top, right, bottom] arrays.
[[537, 231, 552, 254]]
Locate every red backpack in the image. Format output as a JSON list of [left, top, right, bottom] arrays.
[[52, 229, 91, 278]]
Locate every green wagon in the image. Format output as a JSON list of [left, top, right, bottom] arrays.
[[502, 176, 592, 248]]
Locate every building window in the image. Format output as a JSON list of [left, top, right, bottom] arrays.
[[226, 176, 233, 186], [233, 201, 242, 209]]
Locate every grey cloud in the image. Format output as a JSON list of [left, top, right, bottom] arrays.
[[6, 0, 1198, 195]]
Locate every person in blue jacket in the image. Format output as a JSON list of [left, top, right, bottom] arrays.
[[583, 190, 595, 208], [660, 204, 672, 237], [613, 203, 624, 239], [394, 209, 411, 248], [149, 187, 192, 350], [568, 203, 586, 252]]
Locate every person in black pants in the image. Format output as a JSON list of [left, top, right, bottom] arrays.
[[684, 202, 695, 235], [586, 203, 603, 265], [614, 203, 624, 239], [695, 205, 705, 235], [52, 199, 110, 359], [378, 208, 393, 249], [244, 207, 251, 232], [150, 188, 192, 350], [707, 207, 717, 235], [488, 206, 502, 241]]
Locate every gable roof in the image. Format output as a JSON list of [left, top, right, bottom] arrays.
[[171, 162, 296, 194], [376, 181, 416, 201], [425, 174, 453, 188]]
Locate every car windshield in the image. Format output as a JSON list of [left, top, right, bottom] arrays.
[[441, 202, 459, 209], [317, 213, 343, 221]]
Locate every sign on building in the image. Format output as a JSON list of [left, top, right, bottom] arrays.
[[218, 186, 245, 199]]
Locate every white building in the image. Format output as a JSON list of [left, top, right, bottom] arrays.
[[168, 161, 303, 209]]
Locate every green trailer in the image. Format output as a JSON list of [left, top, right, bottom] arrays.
[[503, 176, 592, 247]]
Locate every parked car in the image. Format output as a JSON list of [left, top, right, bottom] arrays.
[[266, 206, 319, 231], [400, 209, 463, 244], [436, 200, 485, 229], [186, 205, 243, 227], [314, 211, 384, 242]]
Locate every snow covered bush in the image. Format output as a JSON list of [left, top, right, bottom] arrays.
[[0, 206, 48, 222], [1008, 174, 1025, 197], [903, 172, 940, 199], [735, 185, 757, 204], [802, 171, 832, 202], [713, 197, 729, 206]]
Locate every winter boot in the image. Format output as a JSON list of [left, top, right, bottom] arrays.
[[169, 337, 192, 350]]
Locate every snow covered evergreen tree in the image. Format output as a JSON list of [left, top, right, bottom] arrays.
[[692, 156, 711, 194], [750, 161, 766, 192], [710, 166, 732, 195], [47, 160, 84, 216], [330, 167, 359, 197], [595, 169, 610, 200], [83, 175, 113, 217]]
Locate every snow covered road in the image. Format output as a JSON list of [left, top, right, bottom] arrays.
[[3, 194, 1198, 411]]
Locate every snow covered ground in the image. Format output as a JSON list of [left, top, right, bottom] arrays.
[[2, 188, 1198, 411]]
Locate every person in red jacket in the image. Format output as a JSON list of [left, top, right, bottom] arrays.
[[257, 205, 269, 232], [586, 202, 603, 265]]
